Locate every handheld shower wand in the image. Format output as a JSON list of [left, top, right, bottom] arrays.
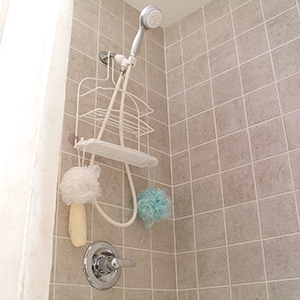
[[130, 5, 163, 58]]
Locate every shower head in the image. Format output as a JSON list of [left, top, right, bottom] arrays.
[[130, 5, 162, 58]]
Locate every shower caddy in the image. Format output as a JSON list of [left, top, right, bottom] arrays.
[[73, 51, 158, 226]]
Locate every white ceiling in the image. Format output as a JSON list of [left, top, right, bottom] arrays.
[[124, 0, 213, 29]]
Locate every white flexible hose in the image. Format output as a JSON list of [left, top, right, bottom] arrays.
[[92, 64, 138, 227]]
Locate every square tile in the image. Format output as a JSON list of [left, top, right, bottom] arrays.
[[165, 21, 180, 47], [197, 247, 229, 287], [232, 0, 263, 35], [268, 279, 300, 300], [264, 235, 300, 280], [195, 210, 226, 249], [290, 149, 300, 189], [182, 29, 206, 62], [177, 253, 197, 289], [272, 38, 300, 80], [212, 67, 242, 106], [192, 174, 223, 214], [166, 41, 182, 71], [188, 110, 216, 147], [222, 164, 256, 207], [283, 110, 300, 150], [209, 40, 238, 77], [152, 253, 176, 289], [175, 217, 195, 253], [232, 283, 268, 300], [266, 8, 300, 49], [168, 92, 186, 125], [172, 150, 190, 185], [198, 287, 231, 300], [229, 242, 265, 284], [186, 81, 212, 117], [218, 130, 251, 171], [236, 24, 268, 64], [261, 0, 295, 20], [259, 193, 299, 238], [225, 202, 261, 244], [207, 14, 233, 50], [190, 141, 219, 179], [204, 0, 230, 24], [167, 66, 184, 97], [173, 183, 193, 218], [277, 72, 300, 113], [249, 117, 287, 161], [180, 8, 204, 37], [244, 84, 280, 126], [215, 97, 246, 137], [151, 219, 174, 253], [240, 53, 274, 94], [254, 154, 293, 198], [184, 54, 209, 89]]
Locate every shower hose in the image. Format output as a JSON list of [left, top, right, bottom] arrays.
[[89, 63, 138, 227]]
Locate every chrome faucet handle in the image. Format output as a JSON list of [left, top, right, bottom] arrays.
[[107, 257, 136, 271]]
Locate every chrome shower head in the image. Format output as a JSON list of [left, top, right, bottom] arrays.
[[130, 5, 162, 58]]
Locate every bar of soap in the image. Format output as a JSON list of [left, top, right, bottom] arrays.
[[69, 203, 87, 247]]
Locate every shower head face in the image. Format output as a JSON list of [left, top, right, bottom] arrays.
[[140, 5, 163, 29]]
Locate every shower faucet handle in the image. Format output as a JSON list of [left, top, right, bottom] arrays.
[[107, 257, 136, 271]]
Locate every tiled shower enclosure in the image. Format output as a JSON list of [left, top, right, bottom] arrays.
[[50, 0, 300, 299]]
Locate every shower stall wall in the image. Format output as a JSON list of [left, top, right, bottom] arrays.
[[50, 0, 174, 299]]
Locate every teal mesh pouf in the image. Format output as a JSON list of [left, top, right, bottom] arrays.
[[137, 187, 172, 230]]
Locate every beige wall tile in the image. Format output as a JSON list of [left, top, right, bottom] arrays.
[[92, 287, 123, 300], [218, 130, 251, 171], [184, 54, 209, 89], [236, 24, 268, 64], [232, 0, 263, 35], [153, 290, 177, 300], [73, 0, 99, 30], [188, 110, 216, 147], [261, 0, 296, 20], [198, 287, 231, 300], [192, 174, 223, 214], [212, 67, 242, 106], [166, 41, 182, 71], [172, 150, 190, 185], [249, 117, 287, 161], [165, 21, 180, 47], [272, 38, 300, 80], [240, 53, 274, 94], [195, 210, 226, 249], [168, 92, 186, 125], [266, 8, 300, 49], [151, 219, 174, 253], [177, 252, 197, 289], [225, 202, 261, 244], [178, 290, 198, 300], [175, 217, 195, 253], [190, 141, 219, 179], [254, 154, 293, 198], [147, 63, 167, 96], [170, 120, 188, 154], [264, 234, 300, 280], [180, 8, 204, 38], [146, 38, 165, 71], [215, 97, 246, 137], [222, 164, 256, 207], [209, 40, 238, 76], [277, 72, 300, 114], [207, 14, 233, 50], [283, 110, 300, 150], [186, 81, 212, 117], [232, 283, 267, 300], [204, 0, 230, 24], [125, 289, 152, 300], [229, 241, 265, 284], [197, 247, 229, 287], [268, 279, 300, 300], [167, 66, 184, 97], [55, 285, 91, 300], [152, 253, 176, 289], [259, 193, 299, 238], [173, 182, 193, 218], [101, 0, 123, 19], [289, 149, 300, 189], [182, 29, 206, 62], [244, 84, 280, 126]]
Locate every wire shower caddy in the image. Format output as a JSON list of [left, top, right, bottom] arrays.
[[74, 55, 158, 168]]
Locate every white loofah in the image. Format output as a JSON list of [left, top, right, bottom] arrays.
[[60, 164, 102, 206]]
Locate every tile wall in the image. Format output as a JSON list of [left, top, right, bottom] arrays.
[[50, 0, 175, 299], [166, 0, 300, 299]]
